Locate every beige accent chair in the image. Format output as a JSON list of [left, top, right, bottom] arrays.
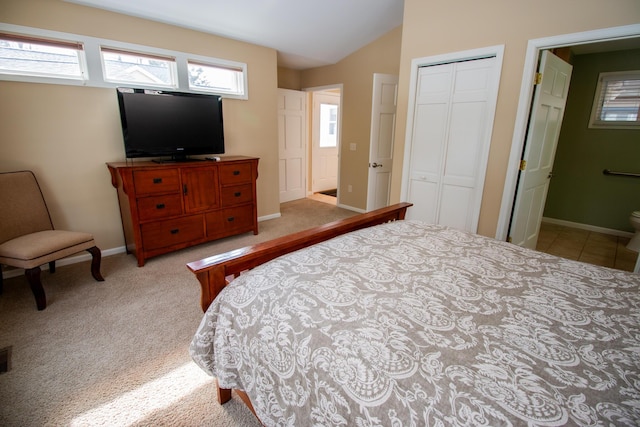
[[0, 171, 104, 310]]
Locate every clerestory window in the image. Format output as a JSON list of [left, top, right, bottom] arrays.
[[101, 47, 177, 88], [0, 24, 249, 99], [0, 32, 86, 80], [188, 60, 246, 96]]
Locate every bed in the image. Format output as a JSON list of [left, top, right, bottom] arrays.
[[188, 203, 640, 426]]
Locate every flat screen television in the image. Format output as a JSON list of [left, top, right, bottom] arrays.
[[116, 87, 224, 161]]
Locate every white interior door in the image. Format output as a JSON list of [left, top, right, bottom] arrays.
[[508, 51, 573, 248], [278, 89, 307, 203], [367, 73, 398, 211], [404, 56, 501, 232], [312, 91, 339, 193]]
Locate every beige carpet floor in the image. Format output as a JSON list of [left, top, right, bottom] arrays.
[[0, 198, 356, 426]]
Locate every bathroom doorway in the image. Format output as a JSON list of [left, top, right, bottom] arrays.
[[503, 30, 640, 272]]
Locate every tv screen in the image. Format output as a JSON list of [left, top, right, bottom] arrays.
[[116, 88, 224, 161]]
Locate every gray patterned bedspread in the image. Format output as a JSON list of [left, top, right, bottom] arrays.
[[190, 221, 640, 426]]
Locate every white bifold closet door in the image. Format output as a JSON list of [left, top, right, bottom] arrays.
[[405, 56, 499, 233]]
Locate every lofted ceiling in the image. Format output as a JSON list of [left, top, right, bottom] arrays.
[[65, 0, 405, 70]]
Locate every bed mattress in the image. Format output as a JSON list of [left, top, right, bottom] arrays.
[[191, 220, 640, 426]]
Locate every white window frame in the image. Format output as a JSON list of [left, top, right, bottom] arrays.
[[100, 47, 178, 88], [0, 23, 248, 100], [589, 70, 640, 129], [187, 59, 247, 97], [0, 31, 87, 81]]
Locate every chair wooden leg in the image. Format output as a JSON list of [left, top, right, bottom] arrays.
[[25, 267, 46, 311], [87, 246, 104, 282], [48, 261, 56, 274]]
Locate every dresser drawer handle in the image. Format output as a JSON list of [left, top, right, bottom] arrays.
[[233, 170, 240, 176], [153, 178, 163, 184], [227, 217, 235, 222], [156, 203, 165, 209], [170, 228, 179, 234], [234, 192, 241, 197]]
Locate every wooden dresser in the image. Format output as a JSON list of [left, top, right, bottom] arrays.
[[107, 156, 258, 266]]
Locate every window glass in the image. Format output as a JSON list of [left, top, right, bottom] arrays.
[[319, 103, 338, 148], [0, 25, 249, 99], [0, 33, 85, 80], [590, 71, 640, 128], [188, 61, 245, 96], [101, 48, 176, 87]]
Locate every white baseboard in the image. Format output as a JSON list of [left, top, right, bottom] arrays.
[[337, 203, 365, 214], [542, 217, 634, 238], [2, 246, 127, 279], [2, 213, 283, 280], [2, 212, 287, 280], [258, 212, 281, 222]]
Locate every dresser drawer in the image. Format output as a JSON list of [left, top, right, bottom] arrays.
[[137, 194, 183, 221], [219, 163, 253, 185], [141, 215, 204, 250], [206, 206, 254, 238], [133, 169, 180, 195], [220, 184, 253, 207]]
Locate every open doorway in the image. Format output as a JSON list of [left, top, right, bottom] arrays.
[[308, 86, 342, 206], [499, 25, 640, 240], [311, 90, 340, 194], [277, 86, 342, 206], [501, 26, 640, 272]]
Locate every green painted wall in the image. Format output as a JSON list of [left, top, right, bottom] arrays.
[[543, 48, 640, 232]]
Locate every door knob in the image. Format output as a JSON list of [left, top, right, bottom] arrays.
[[371, 162, 383, 168]]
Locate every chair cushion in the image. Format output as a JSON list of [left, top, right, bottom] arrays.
[[0, 230, 96, 270], [0, 171, 53, 245]]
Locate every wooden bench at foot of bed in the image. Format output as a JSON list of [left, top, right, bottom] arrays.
[[186, 202, 412, 407]]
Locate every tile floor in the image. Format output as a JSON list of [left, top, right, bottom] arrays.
[[536, 222, 638, 272]]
